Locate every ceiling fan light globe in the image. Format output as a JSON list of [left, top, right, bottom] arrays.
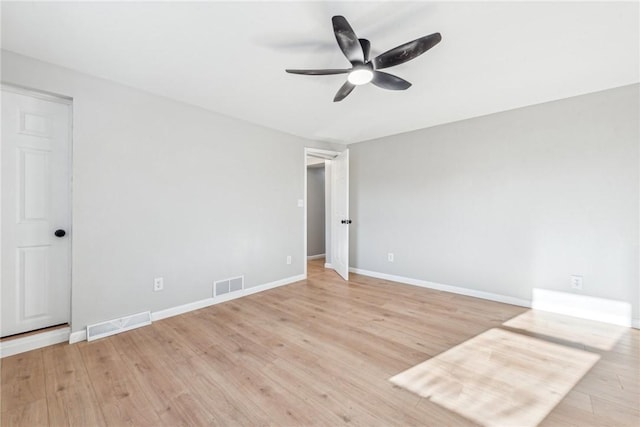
[[347, 69, 374, 85]]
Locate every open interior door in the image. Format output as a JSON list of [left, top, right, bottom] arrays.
[[331, 149, 349, 280]]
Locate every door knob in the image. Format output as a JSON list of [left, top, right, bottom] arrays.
[[54, 229, 66, 238]]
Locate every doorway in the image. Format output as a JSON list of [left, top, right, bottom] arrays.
[[1, 85, 72, 338], [304, 148, 350, 280]]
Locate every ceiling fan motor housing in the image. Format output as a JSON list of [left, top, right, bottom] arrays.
[[285, 15, 441, 101]]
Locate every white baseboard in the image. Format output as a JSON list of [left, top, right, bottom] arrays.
[[151, 297, 217, 322], [151, 273, 305, 322], [324, 263, 333, 269], [350, 267, 531, 308], [4, 273, 306, 355], [69, 330, 87, 344], [1, 327, 70, 358], [350, 267, 640, 329], [307, 254, 325, 260], [8, 269, 637, 357], [532, 288, 636, 328]]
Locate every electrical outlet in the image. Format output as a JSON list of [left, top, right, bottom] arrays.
[[388, 253, 394, 262], [286, 255, 292, 265], [570, 275, 583, 290], [153, 277, 164, 292]]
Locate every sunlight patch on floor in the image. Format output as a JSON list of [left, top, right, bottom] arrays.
[[390, 328, 600, 427], [503, 309, 628, 351]]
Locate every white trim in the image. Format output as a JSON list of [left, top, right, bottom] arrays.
[[1, 82, 73, 105], [27, 272, 308, 349], [152, 273, 305, 322], [6, 269, 638, 355], [244, 274, 305, 296], [304, 147, 341, 279], [69, 330, 87, 344], [532, 288, 635, 328], [350, 267, 532, 308], [67, 274, 307, 344], [305, 148, 340, 159], [350, 267, 640, 329], [0, 327, 70, 358], [303, 149, 308, 278], [324, 263, 333, 269], [307, 254, 325, 260], [151, 298, 216, 322]]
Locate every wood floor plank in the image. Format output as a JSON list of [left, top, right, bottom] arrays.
[[0, 349, 45, 410], [195, 346, 316, 426], [167, 356, 262, 425], [1, 258, 638, 426], [109, 330, 190, 414], [262, 357, 380, 426], [78, 339, 162, 426], [591, 395, 640, 425], [42, 343, 106, 426], [1, 398, 49, 427], [574, 368, 640, 410], [220, 298, 442, 424], [155, 392, 215, 426], [244, 290, 430, 373]]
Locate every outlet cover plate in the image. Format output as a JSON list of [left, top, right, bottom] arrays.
[[570, 275, 583, 290]]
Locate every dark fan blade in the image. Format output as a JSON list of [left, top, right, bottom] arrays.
[[286, 69, 350, 75], [332, 16, 364, 64], [373, 32, 442, 70], [359, 39, 371, 62], [333, 81, 355, 102], [371, 71, 412, 90]]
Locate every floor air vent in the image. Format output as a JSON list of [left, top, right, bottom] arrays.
[[214, 276, 244, 297], [86, 311, 152, 342]]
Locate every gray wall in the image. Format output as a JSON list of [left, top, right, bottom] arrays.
[[350, 84, 639, 322], [307, 165, 325, 256], [1, 50, 341, 332]]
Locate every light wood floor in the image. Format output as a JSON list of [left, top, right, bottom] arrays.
[[1, 259, 638, 426]]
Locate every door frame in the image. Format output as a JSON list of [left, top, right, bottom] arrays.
[[0, 82, 74, 336], [303, 147, 340, 278]]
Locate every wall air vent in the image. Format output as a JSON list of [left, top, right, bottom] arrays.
[[214, 276, 244, 297], [86, 311, 152, 342]]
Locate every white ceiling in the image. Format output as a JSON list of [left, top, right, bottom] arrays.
[[2, 1, 638, 144]]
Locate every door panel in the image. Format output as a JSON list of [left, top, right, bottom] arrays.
[[331, 149, 349, 280], [19, 247, 49, 318], [1, 88, 71, 337], [20, 149, 50, 220]]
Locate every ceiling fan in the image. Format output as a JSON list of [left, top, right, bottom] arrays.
[[286, 15, 442, 102]]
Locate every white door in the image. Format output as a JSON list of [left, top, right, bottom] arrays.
[[331, 149, 349, 280], [1, 88, 72, 337]]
